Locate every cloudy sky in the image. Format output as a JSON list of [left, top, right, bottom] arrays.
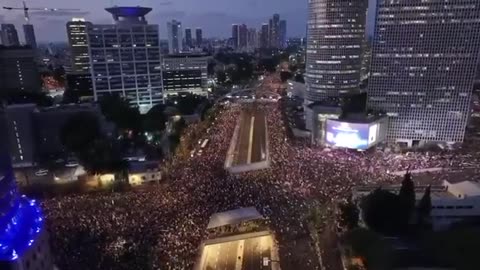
[[0, 0, 376, 43]]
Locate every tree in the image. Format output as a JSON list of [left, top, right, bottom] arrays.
[[60, 112, 101, 153], [360, 188, 404, 235], [216, 71, 227, 84], [339, 199, 360, 231], [417, 186, 432, 230], [398, 172, 416, 229], [99, 94, 142, 132], [143, 104, 167, 133], [344, 228, 394, 270]]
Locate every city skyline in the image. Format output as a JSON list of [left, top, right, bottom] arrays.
[[0, 0, 377, 43]]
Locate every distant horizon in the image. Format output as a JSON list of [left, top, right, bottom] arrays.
[[0, 0, 376, 43]]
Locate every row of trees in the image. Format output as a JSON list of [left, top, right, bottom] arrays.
[[361, 173, 432, 235]]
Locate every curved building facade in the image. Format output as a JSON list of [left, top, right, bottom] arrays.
[[0, 155, 53, 270], [305, 0, 367, 102]]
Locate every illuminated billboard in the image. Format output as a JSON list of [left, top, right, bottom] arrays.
[[325, 121, 370, 149]]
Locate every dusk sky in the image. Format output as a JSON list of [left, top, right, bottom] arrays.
[[0, 0, 376, 43]]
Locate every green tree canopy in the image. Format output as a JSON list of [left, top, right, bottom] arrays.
[[398, 172, 416, 229], [360, 188, 404, 235], [60, 112, 101, 153], [339, 199, 360, 231], [143, 104, 167, 133], [417, 186, 432, 230], [99, 94, 142, 132]]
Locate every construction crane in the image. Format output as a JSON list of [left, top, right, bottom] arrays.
[[3, 1, 83, 23]]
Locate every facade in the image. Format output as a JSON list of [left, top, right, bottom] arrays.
[[2, 103, 115, 165], [196, 28, 203, 48], [1, 24, 20, 46], [269, 14, 280, 48], [66, 18, 93, 99], [367, 0, 480, 146], [185, 28, 193, 48], [305, 0, 367, 103], [88, 7, 163, 114], [260, 23, 269, 48], [22, 25, 37, 49], [354, 180, 480, 231], [67, 18, 92, 73], [2, 104, 37, 168], [279, 20, 287, 49], [238, 24, 248, 49], [167, 20, 183, 54], [0, 46, 41, 92], [0, 148, 53, 270], [232, 24, 239, 49], [162, 54, 210, 98], [247, 28, 257, 49]]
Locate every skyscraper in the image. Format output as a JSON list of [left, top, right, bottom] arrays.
[[367, 0, 480, 146], [22, 24, 37, 49], [305, 0, 367, 103], [88, 6, 163, 114], [167, 20, 183, 54], [67, 18, 92, 73], [0, 46, 41, 92], [1, 24, 20, 46], [247, 28, 257, 49], [195, 28, 203, 48], [238, 24, 248, 49], [269, 14, 280, 48], [232, 24, 239, 49], [185, 28, 193, 48], [66, 18, 94, 98], [279, 20, 287, 49], [260, 23, 269, 48]]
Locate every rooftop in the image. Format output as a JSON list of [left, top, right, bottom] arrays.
[[207, 207, 263, 229], [105, 6, 152, 17]]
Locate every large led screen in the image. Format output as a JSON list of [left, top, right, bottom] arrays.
[[325, 120, 370, 150]]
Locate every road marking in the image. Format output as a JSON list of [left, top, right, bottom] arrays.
[[247, 116, 255, 164]]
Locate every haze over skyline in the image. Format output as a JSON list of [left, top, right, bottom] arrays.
[[0, 0, 376, 43]]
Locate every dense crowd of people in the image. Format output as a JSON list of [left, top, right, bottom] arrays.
[[42, 84, 480, 270]]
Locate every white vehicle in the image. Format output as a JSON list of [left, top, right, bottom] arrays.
[[200, 139, 209, 149], [35, 169, 49, 177], [65, 160, 79, 168]]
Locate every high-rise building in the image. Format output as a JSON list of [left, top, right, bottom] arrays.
[[0, 154, 53, 269], [247, 28, 257, 49], [67, 18, 92, 73], [88, 6, 163, 114], [305, 0, 367, 103], [185, 28, 193, 48], [232, 24, 239, 49], [66, 18, 94, 99], [1, 24, 20, 46], [167, 20, 183, 54], [279, 20, 287, 49], [269, 14, 280, 48], [162, 53, 210, 98], [367, 0, 480, 146], [22, 24, 37, 49], [0, 46, 41, 92], [195, 28, 203, 48], [260, 23, 269, 48], [238, 24, 248, 49]]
